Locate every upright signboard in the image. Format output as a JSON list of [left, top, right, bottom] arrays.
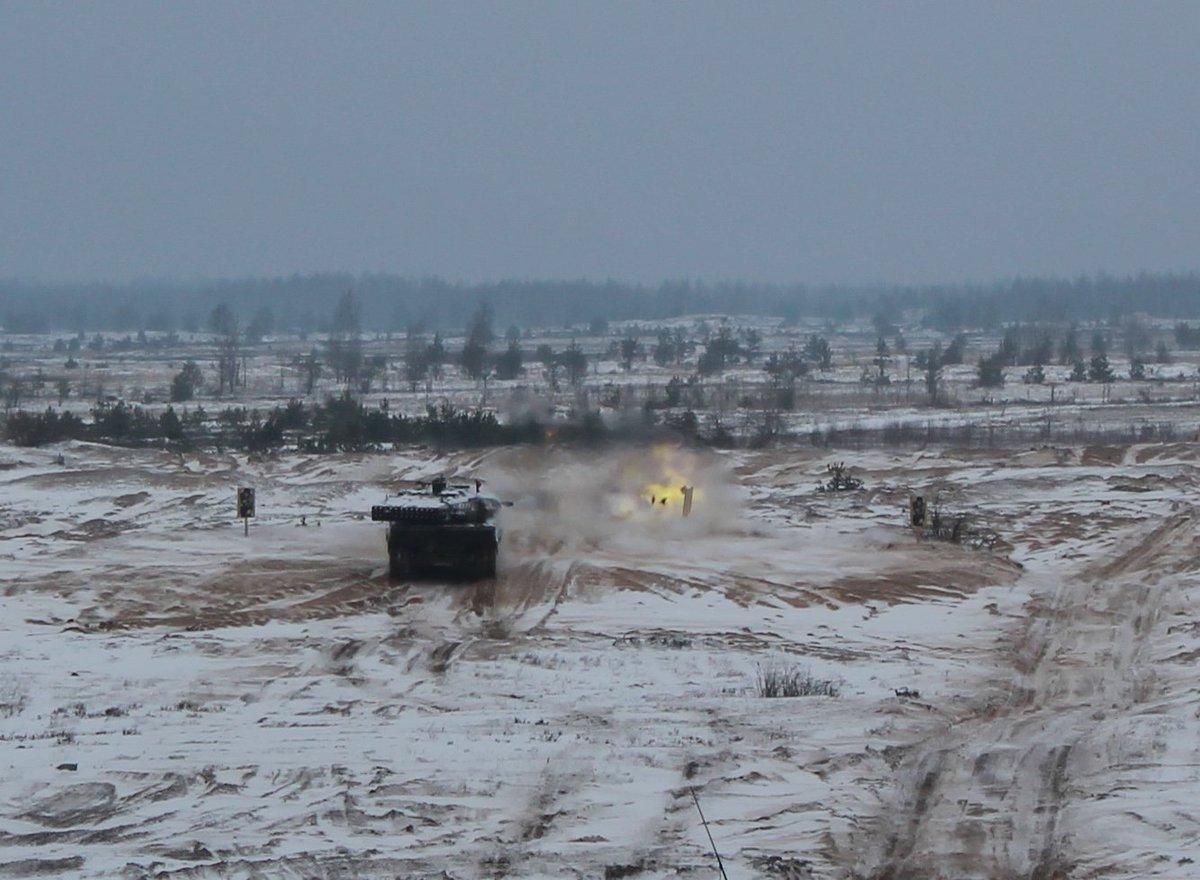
[[909, 494, 926, 528], [681, 485, 695, 518], [238, 487, 256, 535]]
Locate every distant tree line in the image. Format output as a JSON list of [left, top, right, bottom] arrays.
[[969, 319, 1178, 389], [5, 397, 552, 451], [3, 394, 713, 452], [5, 271, 1200, 335]]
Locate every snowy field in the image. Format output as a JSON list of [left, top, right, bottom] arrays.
[[4, 319, 1200, 437], [1, 321, 1199, 877], [1, 434, 1198, 878]]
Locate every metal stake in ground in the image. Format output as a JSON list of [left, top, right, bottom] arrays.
[[237, 487, 255, 536], [690, 787, 729, 880]]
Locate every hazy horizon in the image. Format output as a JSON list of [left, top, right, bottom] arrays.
[[3, 1, 1197, 286], [5, 268, 1200, 295]]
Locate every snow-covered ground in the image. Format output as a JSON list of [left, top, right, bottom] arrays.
[[1, 438, 1197, 877], [5, 321, 1200, 428]]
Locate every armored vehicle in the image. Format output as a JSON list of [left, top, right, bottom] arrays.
[[371, 476, 500, 580]]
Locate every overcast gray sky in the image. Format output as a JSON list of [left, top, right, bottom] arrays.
[[1, 1, 1196, 286]]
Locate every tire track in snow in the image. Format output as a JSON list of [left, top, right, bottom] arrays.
[[851, 513, 1190, 880]]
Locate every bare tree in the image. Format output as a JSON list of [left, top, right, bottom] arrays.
[[461, 302, 494, 381], [327, 290, 363, 385], [208, 303, 241, 395], [296, 350, 322, 396]]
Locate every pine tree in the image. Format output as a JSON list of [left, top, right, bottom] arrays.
[[977, 353, 1005, 387], [1088, 354, 1114, 382], [493, 340, 524, 380]]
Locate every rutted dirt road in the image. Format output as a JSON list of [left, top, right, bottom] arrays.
[[848, 513, 1197, 879]]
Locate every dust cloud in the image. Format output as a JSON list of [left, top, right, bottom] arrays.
[[482, 443, 743, 557]]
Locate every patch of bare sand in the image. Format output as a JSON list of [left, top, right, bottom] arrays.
[[1015, 509, 1131, 555], [1087, 512, 1200, 580], [826, 540, 1020, 605], [69, 558, 393, 633], [563, 532, 1018, 610], [1080, 444, 1126, 466], [1133, 441, 1200, 464]]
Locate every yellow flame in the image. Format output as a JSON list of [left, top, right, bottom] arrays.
[[618, 443, 704, 516]]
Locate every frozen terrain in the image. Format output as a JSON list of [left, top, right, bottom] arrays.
[[0, 438, 1197, 878]]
